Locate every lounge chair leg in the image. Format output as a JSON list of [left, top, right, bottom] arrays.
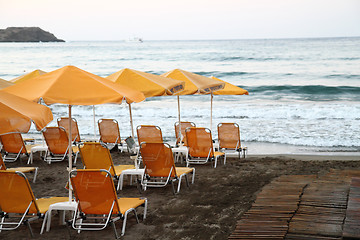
[[28, 152, 33, 164], [112, 220, 120, 239], [33, 167, 38, 183], [214, 158, 217, 168], [177, 177, 182, 193], [171, 181, 177, 195], [25, 220, 34, 238], [133, 209, 139, 223], [185, 175, 190, 188], [143, 199, 147, 220], [0, 216, 5, 233], [121, 212, 129, 237], [40, 212, 48, 234]]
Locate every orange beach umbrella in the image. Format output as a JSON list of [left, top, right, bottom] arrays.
[[162, 69, 224, 95], [0, 78, 14, 89], [0, 91, 53, 135], [11, 69, 47, 84], [4, 65, 145, 201], [162, 69, 225, 136], [210, 76, 248, 130], [4, 65, 145, 105], [210, 76, 249, 96], [107, 68, 185, 137], [107, 68, 184, 97]]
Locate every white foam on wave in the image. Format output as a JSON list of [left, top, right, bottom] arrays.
[[26, 96, 360, 149]]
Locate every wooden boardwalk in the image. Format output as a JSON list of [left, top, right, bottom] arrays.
[[229, 170, 360, 240], [343, 177, 360, 239]]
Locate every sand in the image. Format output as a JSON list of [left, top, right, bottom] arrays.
[[2, 149, 360, 239]]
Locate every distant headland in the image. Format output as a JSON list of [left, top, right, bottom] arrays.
[[0, 27, 64, 42]]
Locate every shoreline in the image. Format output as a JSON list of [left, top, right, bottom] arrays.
[[243, 141, 360, 157], [23, 133, 360, 158]]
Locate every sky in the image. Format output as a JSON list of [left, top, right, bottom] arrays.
[[0, 0, 359, 41]]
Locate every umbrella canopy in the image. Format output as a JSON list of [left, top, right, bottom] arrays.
[[209, 76, 249, 130], [0, 91, 53, 135], [4, 65, 145, 105], [3, 65, 145, 202], [161, 69, 225, 95], [11, 69, 47, 84], [0, 78, 14, 89], [161, 69, 225, 137], [106, 68, 185, 138], [106, 68, 185, 97], [210, 76, 249, 95]]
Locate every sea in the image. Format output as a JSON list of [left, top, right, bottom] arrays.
[[1, 37, 360, 155]]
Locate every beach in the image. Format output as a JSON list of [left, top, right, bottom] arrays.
[[1, 37, 359, 239], [2, 150, 360, 239]]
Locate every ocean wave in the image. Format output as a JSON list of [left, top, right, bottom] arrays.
[[325, 74, 360, 79], [244, 85, 360, 96], [221, 56, 278, 61], [194, 71, 257, 78]]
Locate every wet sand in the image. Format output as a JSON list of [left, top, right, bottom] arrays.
[[2, 150, 360, 239]]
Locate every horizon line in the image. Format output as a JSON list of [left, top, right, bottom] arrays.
[[62, 35, 360, 42]]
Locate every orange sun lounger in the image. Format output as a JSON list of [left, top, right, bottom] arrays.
[[140, 142, 195, 194], [185, 127, 225, 168], [57, 117, 81, 144], [42, 127, 79, 164], [0, 133, 39, 163], [79, 142, 135, 191], [0, 170, 68, 237], [136, 125, 163, 146], [174, 121, 196, 146], [0, 155, 38, 182], [218, 123, 247, 159], [98, 119, 125, 152], [69, 169, 147, 237]]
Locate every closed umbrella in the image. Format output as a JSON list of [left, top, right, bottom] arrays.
[[107, 68, 184, 137], [4, 65, 145, 201], [0, 91, 53, 135]]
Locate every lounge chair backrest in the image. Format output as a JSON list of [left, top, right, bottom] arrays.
[[185, 127, 214, 158], [57, 117, 80, 142], [0, 170, 39, 214], [140, 142, 177, 178], [79, 142, 115, 176], [98, 119, 121, 144], [70, 169, 121, 215], [218, 123, 241, 149], [0, 155, 6, 170], [137, 125, 163, 145], [43, 127, 69, 154], [0, 133, 26, 154], [174, 121, 196, 146]]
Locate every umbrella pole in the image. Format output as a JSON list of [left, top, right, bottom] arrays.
[[128, 103, 134, 139], [93, 105, 96, 138], [210, 93, 213, 132], [177, 95, 182, 145], [68, 105, 73, 202]]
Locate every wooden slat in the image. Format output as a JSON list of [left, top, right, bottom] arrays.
[[229, 175, 315, 239], [229, 170, 360, 240], [343, 177, 360, 239]]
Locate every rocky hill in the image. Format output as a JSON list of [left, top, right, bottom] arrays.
[[0, 27, 64, 42]]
